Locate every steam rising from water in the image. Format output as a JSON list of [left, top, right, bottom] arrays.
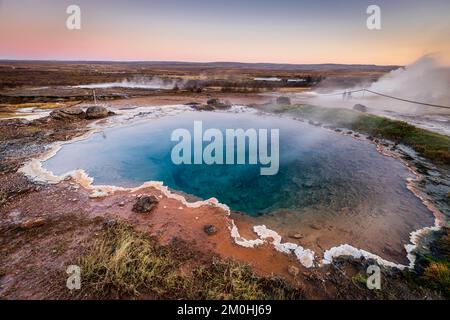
[[73, 76, 183, 90], [294, 55, 450, 134], [366, 55, 450, 113], [303, 55, 450, 113]]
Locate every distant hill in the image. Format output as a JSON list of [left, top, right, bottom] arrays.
[[133, 61, 401, 71], [0, 60, 401, 72]]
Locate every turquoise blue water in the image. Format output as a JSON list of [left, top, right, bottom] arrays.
[[44, 111, 427, 218]]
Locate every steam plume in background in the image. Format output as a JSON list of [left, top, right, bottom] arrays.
[[300, 55, 450, 115], [366, 55, 450, 113], [73, 76, 185, 90]]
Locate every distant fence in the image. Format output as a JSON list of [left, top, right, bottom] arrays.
[[317, 89, 450, 110]]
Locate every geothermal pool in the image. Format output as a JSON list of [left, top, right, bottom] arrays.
[[43, 110, 434, 264]]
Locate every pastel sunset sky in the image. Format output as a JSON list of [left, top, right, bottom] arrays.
[[1, 0, 449, 65]]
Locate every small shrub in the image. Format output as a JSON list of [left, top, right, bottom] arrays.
[[422, 262, 450, 298]]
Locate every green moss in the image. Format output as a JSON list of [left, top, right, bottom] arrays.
[[351, 273, 368, 287]]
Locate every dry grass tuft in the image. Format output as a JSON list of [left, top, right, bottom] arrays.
[[76, 223, 182, 299], [423, 262, 450, 298]]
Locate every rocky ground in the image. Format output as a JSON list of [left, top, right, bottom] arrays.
[[0, 98, 448, 300]]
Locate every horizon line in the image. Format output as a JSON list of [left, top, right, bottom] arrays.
[[0, 59, 403, 68]]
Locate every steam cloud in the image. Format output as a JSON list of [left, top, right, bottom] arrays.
[[301, 55, 450, 115], [74, 76, 184, 90], [366, 55, 450, 113]]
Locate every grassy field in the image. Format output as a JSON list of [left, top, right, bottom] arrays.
[[72, 223, 304, 300], [265, 104, 450, 165]]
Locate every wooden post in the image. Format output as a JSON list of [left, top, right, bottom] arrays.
[[93, 90, 97, 105]]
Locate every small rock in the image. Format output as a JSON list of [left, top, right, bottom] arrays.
[[203, 224, 218, 236], [62, 107, 85, 117], [353, 104, 367, 112], [289, 233, 304, 240], [85, 106, 111, 119], [50, 107, 86, 121], [303, 180, 314, 188], [132, 195, 158, 213], [288, 265, 300, 277], [207, 98, 220, 105], [20, 217, 46, 230], [307, 120, 322, 127], [118, 201, 125, 207], [103, 218, 118, 228], [195, 98, 231, 110], [276, 96, 291, 105]]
